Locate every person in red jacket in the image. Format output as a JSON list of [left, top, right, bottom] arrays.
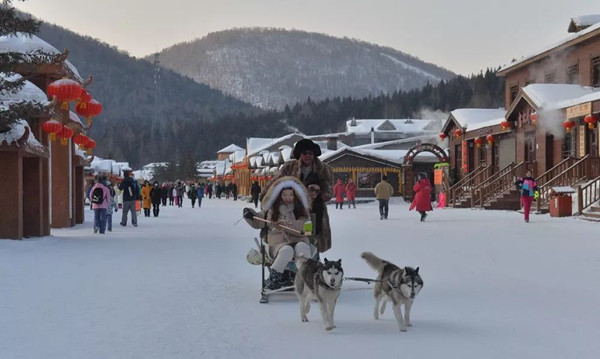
[[345, 178, 357, 209], [333, 178, 346, 210], [410, 173, 433, 221]]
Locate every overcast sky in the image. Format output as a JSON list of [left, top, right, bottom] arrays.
[[13, 0, 600, 76]]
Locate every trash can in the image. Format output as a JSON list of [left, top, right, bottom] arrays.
[[549, 186, 575, 217]]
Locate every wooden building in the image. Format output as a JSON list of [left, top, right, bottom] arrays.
[[0, 34, 93, 239], [444, 16, 600, 213]]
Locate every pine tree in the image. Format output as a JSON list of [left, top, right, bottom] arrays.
[[0, 0, 55, 131]]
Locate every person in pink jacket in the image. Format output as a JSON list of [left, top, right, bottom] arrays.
[[333, 178, 346, 210], [410, 173, 433, 222], [345, 178, 357, 209], [90, 175, 111, 234]]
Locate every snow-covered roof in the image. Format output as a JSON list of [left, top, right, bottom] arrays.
[[346, 119, 432, 133], [320, 146, 437, 165], [0, 33, 82, 81], [520, 84, 599, 110], [568, 15, 600, 32], [354, 134, 439, 150], [466, 117, 506, 132], [498, 21, 600, 74], [217, 144, 244, 153], [448, 109, 507, 129], [69, 111, 83, 126], [228, 150, 246, 163], [0, 73, 49, 105], [0, 118, 46, 156], [247, 133, 301, 156]]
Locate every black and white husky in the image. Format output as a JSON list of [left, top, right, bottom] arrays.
[[361, 252, 423, 332], [295, 257, 343, 331]]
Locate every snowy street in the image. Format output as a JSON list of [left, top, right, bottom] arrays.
[[1, 198, 599, 359]]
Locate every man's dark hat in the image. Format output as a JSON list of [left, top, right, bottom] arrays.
[[293, 139, 322, 160]]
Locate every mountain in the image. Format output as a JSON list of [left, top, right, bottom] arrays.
[[36, 23, 257, 167], [153, 28, 457, 109]]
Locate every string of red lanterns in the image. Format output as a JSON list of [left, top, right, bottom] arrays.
[[562, 119, 575, 133], [584, 114, 598, 129], [56, 126, 74, 145], [486, 134, 495, 145], [500, 120, 511, 130], [474, 137, 484, 148], [41, 119, 63, 141]]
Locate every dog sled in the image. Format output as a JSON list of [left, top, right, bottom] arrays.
[[247, 235, 319, 303]]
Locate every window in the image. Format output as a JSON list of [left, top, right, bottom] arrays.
[[544, 71, 556, 83], [566, 64, 579, 84], [563, 132, 576, 158], [592, 56, 600, 87], [478, 145, 486, 164], [509, 85, 519, 105]]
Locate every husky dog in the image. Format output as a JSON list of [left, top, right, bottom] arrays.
[[295, 257, 343, 331], [361, 252, 423, 332]]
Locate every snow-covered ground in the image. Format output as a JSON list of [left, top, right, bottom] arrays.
[[1, 198, 599, 359]]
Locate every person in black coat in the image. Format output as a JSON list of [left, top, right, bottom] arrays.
[[250, 181, 261, 208], [150, 181, 162, 217], [160, 184, 168, 206]]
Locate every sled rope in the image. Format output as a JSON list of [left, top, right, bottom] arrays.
[[343, 277, 381, 284]]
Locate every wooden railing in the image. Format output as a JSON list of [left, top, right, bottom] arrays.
[[577, 175, 600, 214], [537, 155, 600, 209], [449, 164, 491, 207], [472, 162, 533, 207], [535, 157, 576, 187]]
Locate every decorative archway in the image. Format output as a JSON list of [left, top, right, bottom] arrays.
[[402, 143, 448, 199]]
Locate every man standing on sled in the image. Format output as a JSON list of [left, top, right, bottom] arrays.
[[260, 138, 333, 253]]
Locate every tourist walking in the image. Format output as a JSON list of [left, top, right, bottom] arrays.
[[374, 175, 394, 220], [345, 178, 357, 209], [141, 180, 152, 217], [196, 183, 204, 208], [118, 170, 139, 227], [410, 173, 433, 222], [250, 181, 261, 208], [333, 178, 345, 209], [168, 183, 174, 205], [90, 175, 110, 234], [105, 179, 118, 231], [150, 181, 162, 217], [515, 170, 538, 223], [188, 183, 198, 208]]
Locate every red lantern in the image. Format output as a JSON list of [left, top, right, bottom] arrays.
[[85, 139, 96, 155], [73, 133, 90, 149], [78, 89, 92, 103], [56, 126, 74, 145], [75, 99, 103, 126], [439, 133, 447, 140], [486, 134, 495, 145], [562, 119, 576, 133], [41, 119, 63, 141], [530, 112, 538, 125], [474, 137, 484, 148], [584, 114, 598, 129], [47, 79, 83, 110], [501, 120, 511, 130], [454, 129, 462, 138]]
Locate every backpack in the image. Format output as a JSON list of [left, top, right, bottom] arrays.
[[91, 187, 104, 205]]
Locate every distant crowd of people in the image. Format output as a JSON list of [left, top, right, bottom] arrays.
[[86, 170, 243, 234]]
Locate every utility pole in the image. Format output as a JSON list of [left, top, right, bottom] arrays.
[[153, 52, 160, 134]]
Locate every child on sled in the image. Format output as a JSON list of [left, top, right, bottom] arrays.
[[243, 176, 312, 290]]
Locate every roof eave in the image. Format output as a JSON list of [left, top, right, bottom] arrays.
[[497, 28, 600, 76]]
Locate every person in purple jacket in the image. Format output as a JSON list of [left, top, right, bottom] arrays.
[[90, 175, 111, 234], [515, 170, 538, 223]]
